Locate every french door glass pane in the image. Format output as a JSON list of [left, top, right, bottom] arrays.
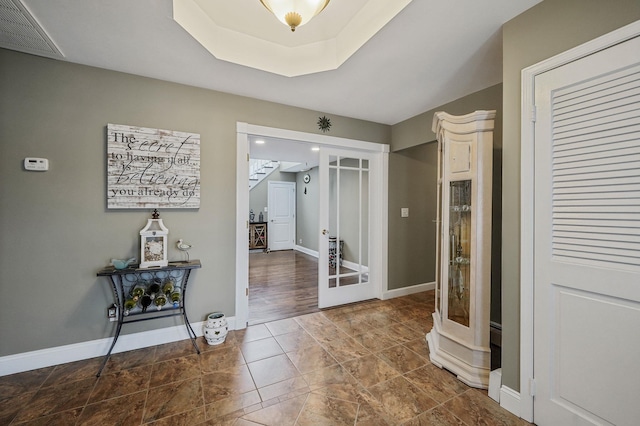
[[327, 156, 368, 288]]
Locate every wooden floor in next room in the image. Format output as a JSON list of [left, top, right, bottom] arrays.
[[249, 250, 320, 325]]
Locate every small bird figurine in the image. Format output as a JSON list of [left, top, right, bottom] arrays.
[[111, 258, 136, 270], [176, 239, 192, 261]]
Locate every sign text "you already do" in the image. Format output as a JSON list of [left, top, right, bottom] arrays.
[[107, 123, 200, 209]]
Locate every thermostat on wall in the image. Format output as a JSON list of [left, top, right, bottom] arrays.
[[24, 157, 49, 171]]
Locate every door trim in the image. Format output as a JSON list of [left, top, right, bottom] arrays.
[[520, 20, 640, 423], [236, 122, 389, 329]]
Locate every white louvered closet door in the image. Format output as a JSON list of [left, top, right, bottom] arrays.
[[533, 35, 640, 426]]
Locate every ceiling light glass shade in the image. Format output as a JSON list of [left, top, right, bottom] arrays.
[[260, 0, 330, 32]]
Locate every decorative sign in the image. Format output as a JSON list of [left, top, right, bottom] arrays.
[[107, 124, 200, 209]]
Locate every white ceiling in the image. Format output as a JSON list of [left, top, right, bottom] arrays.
[[249, 135, 320, 172], [8, 0, 541, 125], [175, 0, 414, 77], [2, 0, 540, 167]]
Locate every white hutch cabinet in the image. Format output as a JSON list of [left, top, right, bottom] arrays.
[[426, 110, 495, 388]]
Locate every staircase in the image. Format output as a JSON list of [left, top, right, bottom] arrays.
[[249, 159, 279, 190]]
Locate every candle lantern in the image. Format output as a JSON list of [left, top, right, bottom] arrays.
[[139, 209, 169, 268]]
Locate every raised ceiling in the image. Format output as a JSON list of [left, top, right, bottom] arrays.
[[175, 0, 412, 76], [2, 0, 541, 125]]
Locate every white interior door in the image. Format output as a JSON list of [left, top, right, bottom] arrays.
[[533, 35, 640, 426], [267, 181, 295, 251], [318, 148, 376, 308]]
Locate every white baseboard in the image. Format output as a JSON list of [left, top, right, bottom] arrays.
[[292, 247, 430, 303], [499, 385, 521, 418], [382, 282, 435, 300], [489, 368, 502, 402], [294, 249, 432, 302], [0, 316, 236, 377], [293, 247, 370, 276], [294, 245, 318, 258]]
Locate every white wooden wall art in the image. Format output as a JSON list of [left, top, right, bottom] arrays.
[[107, 123, 200, 209]]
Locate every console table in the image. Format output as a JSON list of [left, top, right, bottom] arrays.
[[96, 260, 201, 376]]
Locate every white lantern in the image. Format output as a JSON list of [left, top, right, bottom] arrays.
[[139, 209, 169, 268]]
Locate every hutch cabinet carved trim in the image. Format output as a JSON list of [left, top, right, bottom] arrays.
[[426, 110, 495, 389]]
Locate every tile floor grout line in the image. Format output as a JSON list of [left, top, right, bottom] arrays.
[[78, 373, 103, 425], [2, 292, 528, 426], [439, 398, 473, 426], [198, 372, 207, 424]]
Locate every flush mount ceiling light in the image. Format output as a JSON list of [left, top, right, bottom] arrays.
[[260, 0, 331, 32], [174, 0, 413, 76]]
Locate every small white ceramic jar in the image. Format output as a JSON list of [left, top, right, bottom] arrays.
[[203, 312, 228, 345]]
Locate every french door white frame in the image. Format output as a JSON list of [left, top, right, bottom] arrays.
[[520, 20, 640, 423], [235, 122, 389, 329], [318, 147, 378, 309]]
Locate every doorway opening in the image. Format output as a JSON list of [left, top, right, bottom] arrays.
[[236, 123, 389, 329], [249, 250, 319, 325], [249, 140, 321, 325]]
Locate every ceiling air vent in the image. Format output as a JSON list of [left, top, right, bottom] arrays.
[[0, 0, 63, 58]]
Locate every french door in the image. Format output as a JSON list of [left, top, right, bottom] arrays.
[[318, 147, 376, 308]]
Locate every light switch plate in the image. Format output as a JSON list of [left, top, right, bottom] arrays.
[[401, 207, 409, 218]]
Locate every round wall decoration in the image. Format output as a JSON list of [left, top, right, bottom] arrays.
[[318, 115, 331, 132]]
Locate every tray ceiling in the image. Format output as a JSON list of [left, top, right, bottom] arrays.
[[2, 0, 542, 125]]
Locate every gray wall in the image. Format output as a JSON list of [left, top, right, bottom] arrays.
[[387, 143, 438, 290], [500, 0, 640, 391], [392, 84, 503, 152], [249, 168, 296, 224], [295, 163, 370, 266], [0, 49, 389, 357], [331, 163, 369, 266], [296, 168, 319, 251], [389, 84, 503, 321]]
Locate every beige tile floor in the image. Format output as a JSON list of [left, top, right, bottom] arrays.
[[0, 291, 532, 425]]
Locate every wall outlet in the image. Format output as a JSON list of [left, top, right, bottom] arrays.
[[299, 239, 303, 244], [401, 207, 409, 218], [24, 157, 49, 171], [107, 304, 118, 322]]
